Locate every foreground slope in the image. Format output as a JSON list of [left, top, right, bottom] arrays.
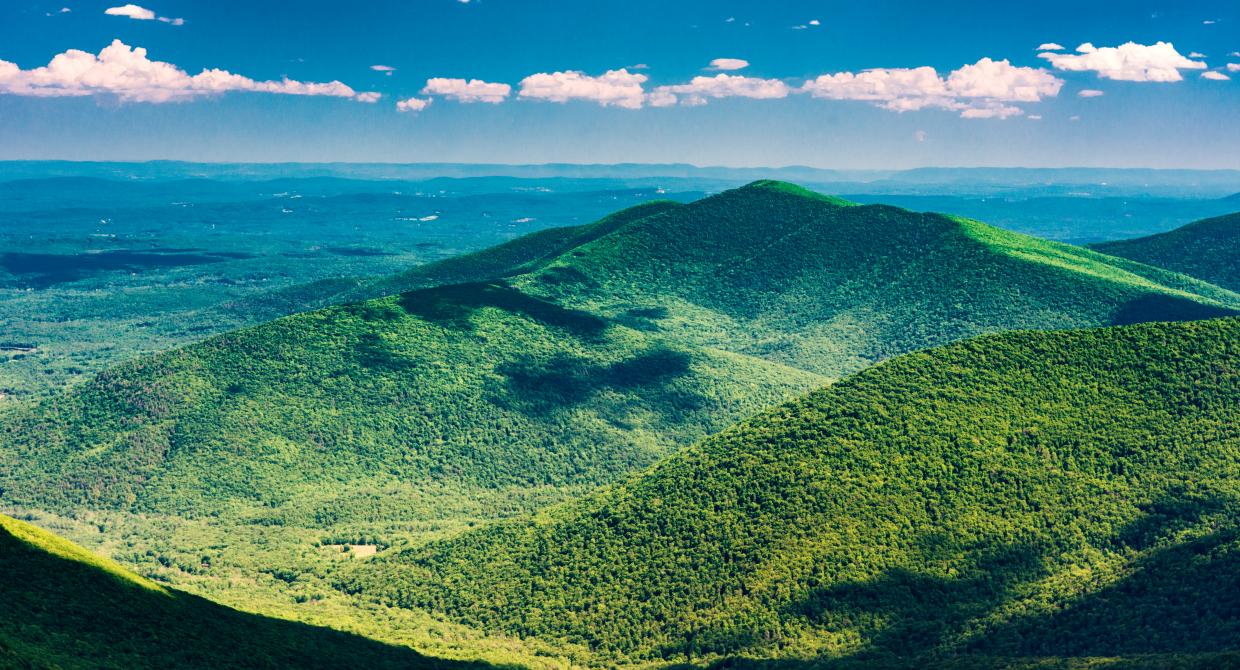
[[1092, 211, 1240, 292], [2, 182, 1236, 521], [352, 317, 1240, 664], [0, 513, 486, 670]]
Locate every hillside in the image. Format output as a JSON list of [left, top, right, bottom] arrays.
[[351, 317, 1240, 665], [2, 182, 1237, 522], [0, 281, 817, 518], [1092, 212, 1240, 292], [506, 180, 1239, 377], [0, 513, 488, 670]]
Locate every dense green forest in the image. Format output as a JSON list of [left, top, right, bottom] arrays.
[[2, 182, 1234, 523], [4, 181, 1240, 670], [0, 513, 499, 670], [506, 181, 1239, 378], [1093, 211, 1240, 292], [349, 317, 1240, 665]]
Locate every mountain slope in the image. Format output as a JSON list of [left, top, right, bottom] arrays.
[[1092, 211, 1240, 292], [2, 182, 1236, 522], [508, 181, 1239, 377], [0, 513, 488, 670], [0, 280, 818, 517], [351, 317, 1240, 664]]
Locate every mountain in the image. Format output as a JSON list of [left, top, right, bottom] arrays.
[[0, 512, 488, 670], [349, 317, 1240, 666], [1092, 212, 1240, 292], [500, 180, 1239, 378], [2, 182, 1236, 523]]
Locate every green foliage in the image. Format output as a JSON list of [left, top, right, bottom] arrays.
[[0, 513, 502, 670], [1092, 211, 1240, 292], [0, 277, 819, 517], [350, 317, 1240, 664], [511, 182, 1239, 378]]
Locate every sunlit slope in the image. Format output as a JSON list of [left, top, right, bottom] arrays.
[[0, 513, 490, 670], [509, 181, 1238, 376], [1092, 211, 1240, 292], [353, 317, 1240, 663]]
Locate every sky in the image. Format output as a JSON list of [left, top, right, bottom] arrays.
[[0, 0, 1237, 168]]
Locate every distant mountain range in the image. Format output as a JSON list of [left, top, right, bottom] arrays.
[[3, 161, 1239, 197]]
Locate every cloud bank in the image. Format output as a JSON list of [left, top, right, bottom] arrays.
[[1039, 42, 1206, 81], [0, 40, 376, 103], [518, 68, 648, 109], [800, 57, 1062, 119], [422, 77, 511, 103]]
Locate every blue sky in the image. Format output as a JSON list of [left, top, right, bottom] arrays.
[[0, 0, 1237, 168]]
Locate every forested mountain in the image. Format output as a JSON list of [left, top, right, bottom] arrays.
[[1092, 211, 1240, 292], [505, 180, 1238, 377], [0, 513, 486, 670], [1, 182, 1235, 524], [350, 317, 1240, 666]]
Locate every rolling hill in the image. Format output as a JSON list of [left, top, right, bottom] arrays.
[[350, 317, 1240, 666], [1092, 211, 1240, 292], [0, 512, 489, 670], [2, 182, 1236, 524]]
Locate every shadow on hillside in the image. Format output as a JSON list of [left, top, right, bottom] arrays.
[[492, 346, 696, 416], [1111, 293, 1237, 326], [1, 522, 520, 670], [968, 488, 1240, 658], [784, 539, 1051, 659], [397, 282, 608, 339], [689, 488, 1240, 669]]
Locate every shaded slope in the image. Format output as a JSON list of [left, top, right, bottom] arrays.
[[0, 280, 821, 517], [1092, 211, 1240, 292], [0, 513, 492, 670], [352, 317, 1240, 663], [510, 181, 1239, 377]]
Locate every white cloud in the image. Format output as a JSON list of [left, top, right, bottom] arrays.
[[518, 68, 648, 109], [707, 58, 749, 71], [421, 77, 511, 103], [1070, 114, 1081, 121], [1039, 41, 1206, 82], [1227, 63, 1240, 72], [105, 4, 154, 19], [1037, 42, 1065, 51], [1201, 71, 1231, 81], [396, 96, 431, 112], [0, 40, 376, 103], [1203, 19, 1217, 25], [354, 91, 381, 103], [60, 7, 71, 12], [105, 4, 182, 25], [914, 129, 927, 142], [799, 57, 1061, 119], [371, 65, 395, 76], [809, 19, 821, 26], [1027, 114, 1042, 120], [652, 74, 790, 106], [1231, 52, 1240, 58], [1078, 89, 1104, 97], [1189, 51, 1207, 58]]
